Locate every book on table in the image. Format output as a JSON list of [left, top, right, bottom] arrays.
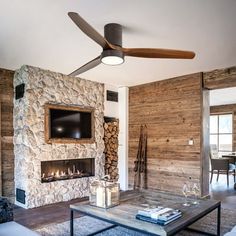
[[136, 207, 182, 225], [137, 206, 164, 218], [136, 214, 182, 225]]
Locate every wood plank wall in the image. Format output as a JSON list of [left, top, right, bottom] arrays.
[[210, 104, 236, 152], [0, 103, 1, 195], [129, 73, 208, 195], [203, 66, 236, 89], [0, 68, 15, 200]]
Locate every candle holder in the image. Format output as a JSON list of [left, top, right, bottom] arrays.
[[89, 177, 120, 208]]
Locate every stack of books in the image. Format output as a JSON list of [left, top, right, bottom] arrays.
[[136, 206, 182, 225]]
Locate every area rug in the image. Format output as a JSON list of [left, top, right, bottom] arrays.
[[35, 208, 236, 236]]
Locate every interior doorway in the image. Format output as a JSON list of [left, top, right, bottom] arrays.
[[202, 66, 236, 209], [208, 87, 236, 208]]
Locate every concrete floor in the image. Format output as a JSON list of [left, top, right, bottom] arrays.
[[210, 173, 236, 209]]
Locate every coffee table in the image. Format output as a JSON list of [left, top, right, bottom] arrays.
[[70, 190, 221, 236]]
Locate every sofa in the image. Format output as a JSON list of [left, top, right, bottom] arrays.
[[0, 221, 40, 236], [225, 226, 236, 236], [0, 197, 40, 236]]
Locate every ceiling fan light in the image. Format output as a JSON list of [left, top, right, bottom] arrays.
[[101, 56, 124, 65], [101, 50, 124, 65]]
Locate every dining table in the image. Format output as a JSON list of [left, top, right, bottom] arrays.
[[222, 153, 236, 190]]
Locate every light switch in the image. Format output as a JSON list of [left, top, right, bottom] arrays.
[[188, 138, 194, 145]]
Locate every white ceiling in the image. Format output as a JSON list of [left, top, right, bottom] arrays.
[[0, 0, 236, 86], [210, 87, 236, 106]]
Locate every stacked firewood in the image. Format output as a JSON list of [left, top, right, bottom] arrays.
[[104, 121, 119, 181]]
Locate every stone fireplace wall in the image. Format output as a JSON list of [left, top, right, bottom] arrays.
[[13, 65, 105, 208]]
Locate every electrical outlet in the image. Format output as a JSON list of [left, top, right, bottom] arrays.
[[188, 139, 194, 145]]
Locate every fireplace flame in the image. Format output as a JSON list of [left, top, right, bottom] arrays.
[[46, 168, 82, 178], [41, 166, 90, 183], [55, 170, 60, 178]]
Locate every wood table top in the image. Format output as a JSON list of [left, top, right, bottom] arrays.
[[222, 154, 236, 159], [70, 190, 221, 236]]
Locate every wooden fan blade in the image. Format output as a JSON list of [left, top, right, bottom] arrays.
[[121, 47, 195, 59], [69, 56, 101, 76], [68, 12, 111, 49]]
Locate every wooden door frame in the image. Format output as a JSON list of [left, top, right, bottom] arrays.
[[202, 65, 236, 194], [200, 83, 210, 197], [203, 66, 236, 90]]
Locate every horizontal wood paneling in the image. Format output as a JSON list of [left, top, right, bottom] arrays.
[[0, 68, 15, 200], [0, 103, 1, 195], [203, 66, 236, 89], [129, 73, 204, 195]]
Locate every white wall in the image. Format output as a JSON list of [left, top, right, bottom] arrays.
[[118, 87, 129, 190], [104, 84, 119, 118], [104, 84, 129, 190]]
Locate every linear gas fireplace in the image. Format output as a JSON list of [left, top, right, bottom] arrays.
[[41, 158, 95, 183]]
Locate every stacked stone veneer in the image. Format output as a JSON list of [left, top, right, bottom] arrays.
[[13, 65, 105, 209]]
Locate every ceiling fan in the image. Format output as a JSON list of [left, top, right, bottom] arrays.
[[68, 12, 195, 76]]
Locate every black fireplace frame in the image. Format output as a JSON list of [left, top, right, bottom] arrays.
[[41, 158, 95, 183]]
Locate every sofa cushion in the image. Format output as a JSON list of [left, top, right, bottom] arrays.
[[0, 197, 13, 223], [224, 233, 236, 236], [0, 221, 40, 236], [224, 226, 236, 236]]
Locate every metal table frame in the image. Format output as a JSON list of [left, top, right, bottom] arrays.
[[70, 201, 221, 236]]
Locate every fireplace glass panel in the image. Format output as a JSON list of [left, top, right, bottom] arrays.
[[41, 158, 95, 183]]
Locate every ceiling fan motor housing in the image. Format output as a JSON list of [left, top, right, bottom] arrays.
[[104, 23, 122, 47], [102, 23, 124, 64]]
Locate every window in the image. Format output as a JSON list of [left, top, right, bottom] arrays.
[[210, 114, 233, 152]]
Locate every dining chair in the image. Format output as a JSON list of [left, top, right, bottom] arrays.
[[209, 153, 236, 186]]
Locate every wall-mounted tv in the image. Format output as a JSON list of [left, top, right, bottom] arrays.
[[45, 104, 94, 144]]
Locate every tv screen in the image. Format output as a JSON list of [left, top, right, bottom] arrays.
[[50, 109, 92, 139]]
